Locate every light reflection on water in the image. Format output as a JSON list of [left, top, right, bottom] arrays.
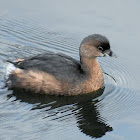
[[7, 88, 112, 138], [0, 0, 140, 140]]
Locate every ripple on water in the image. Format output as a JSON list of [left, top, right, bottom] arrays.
[[97, 55, 139, 123], [0, 18, 80, 57], [0, 17, 139, 139]]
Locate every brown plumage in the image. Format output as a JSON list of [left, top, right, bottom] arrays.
[[6, 34, 116, 95]]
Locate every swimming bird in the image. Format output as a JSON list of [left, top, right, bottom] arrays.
[[6, 34, 116, 95]]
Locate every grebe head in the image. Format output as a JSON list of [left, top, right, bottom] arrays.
[[80, 34, 116, 58]]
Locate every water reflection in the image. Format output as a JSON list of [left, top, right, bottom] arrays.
[[7, 88, 112, 138]]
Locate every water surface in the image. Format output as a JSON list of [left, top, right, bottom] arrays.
[[0, 0, 140, 140]]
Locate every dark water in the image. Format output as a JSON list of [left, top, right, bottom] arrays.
[[0, 0, 140, 140]]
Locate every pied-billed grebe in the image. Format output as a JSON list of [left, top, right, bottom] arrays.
[[6, 34, 116, 95]]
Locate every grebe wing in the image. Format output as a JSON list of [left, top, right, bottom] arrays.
[[14, 52, 83, 80]]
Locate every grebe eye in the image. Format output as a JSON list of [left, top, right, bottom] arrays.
[[98, 46, 103, 51]]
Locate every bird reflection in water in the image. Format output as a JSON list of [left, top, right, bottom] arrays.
[[7, 87, 113, 138]]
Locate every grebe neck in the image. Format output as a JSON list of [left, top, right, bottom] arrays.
[[80, 56, 101, 74], [80, 56, 104, 92]]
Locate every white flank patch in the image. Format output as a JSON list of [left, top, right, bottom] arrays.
[[5, 62, 16, 80]]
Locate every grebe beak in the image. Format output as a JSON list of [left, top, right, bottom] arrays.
[[103, 49, 117, 58]]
